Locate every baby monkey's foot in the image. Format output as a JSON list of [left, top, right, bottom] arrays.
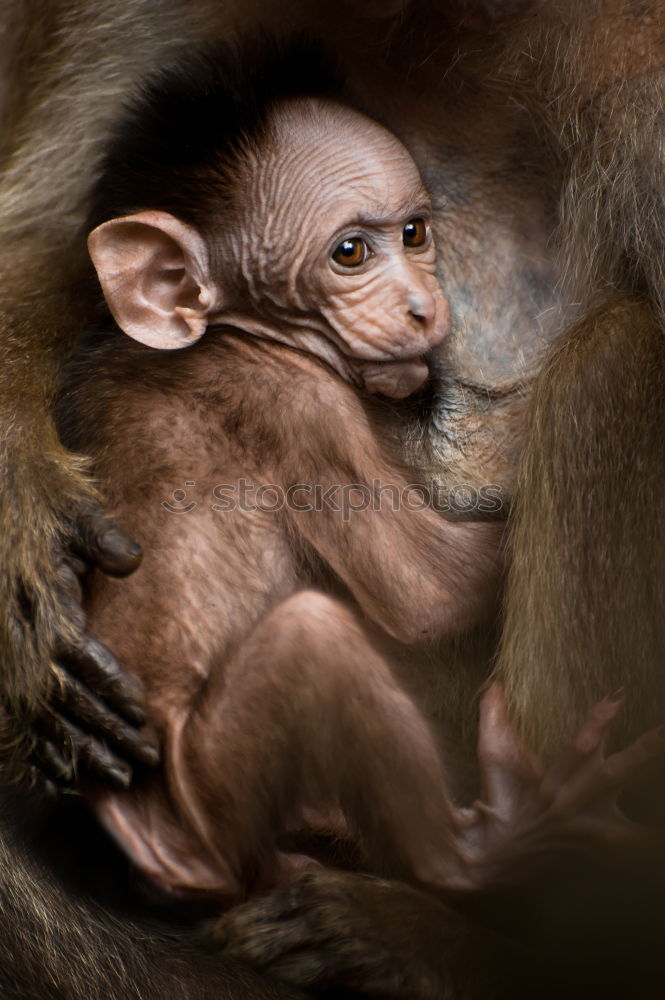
[[452, 684, 663, 890]]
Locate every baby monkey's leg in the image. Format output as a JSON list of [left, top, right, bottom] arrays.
[[216, 691, 664, 998], [176, 596, 662, 901], [177, 590, 463, 893]]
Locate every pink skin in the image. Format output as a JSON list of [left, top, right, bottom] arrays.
[[88, 98, 450, 400], [227, 99, 450, 399]]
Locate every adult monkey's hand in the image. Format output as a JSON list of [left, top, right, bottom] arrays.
[[1, 483, 160, 795]]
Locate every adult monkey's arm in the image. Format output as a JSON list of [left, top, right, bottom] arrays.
[[0, 0, 199, 784], [0, 250, 162, 786]]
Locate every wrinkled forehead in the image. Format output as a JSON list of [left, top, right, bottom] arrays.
[[244, 98, 428, 239]]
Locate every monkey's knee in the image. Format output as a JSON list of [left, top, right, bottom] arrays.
[[270, 590, 365, 653]]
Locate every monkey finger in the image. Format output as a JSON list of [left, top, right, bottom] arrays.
[[542, 689, 626, 796], [223, 917, 386, 994], [590, 726, 665, 794], [220, 904, 330, 968], [56, 635, 146, 726], [535, 727, 665, 838], [33, 738, 75, 787], [217, 875, 321, 950], [38, 708, 124, 784], [476, 684, 542, 809], [66, 551, 90, 578], [70, 501, 142, 578], [259, 950, 332, 988], [572, 689, 626, 757], [56, 551, 87, 591], [54, 559, 87, 630], [25, 764, 58, 801], [218, 875, 393, 992], [47, 712, 135, 789], [50, 667, 159, 769]]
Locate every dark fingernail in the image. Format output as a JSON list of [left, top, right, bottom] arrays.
[[108, 766, 132, 789], [68, 555, 89, 577], [140, 744, 161, 768], [126, 703, 146, 727], [43, 779, 59, 800], [99, 528, 136, 555]]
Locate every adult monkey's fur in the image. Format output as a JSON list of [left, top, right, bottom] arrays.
[[0, 0, 664, 998], [0, 793, 304, 1000], [495, 6, 665, 758]]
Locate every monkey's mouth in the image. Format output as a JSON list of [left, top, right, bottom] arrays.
[[358, 356, 430, 399]]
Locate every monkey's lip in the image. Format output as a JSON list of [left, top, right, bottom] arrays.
[[359, 356, 429, 399]]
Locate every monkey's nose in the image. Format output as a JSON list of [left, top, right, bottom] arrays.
[[406, 287, 450, 351], [407, 291, 436, 328]]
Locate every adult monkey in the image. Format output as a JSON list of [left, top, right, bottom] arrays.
[[0, 1, 664, 999]]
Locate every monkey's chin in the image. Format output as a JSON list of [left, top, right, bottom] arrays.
[[360, 358, 429, 399]]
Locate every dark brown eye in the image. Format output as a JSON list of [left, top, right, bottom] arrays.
[[332, 237, 368, 268], [403, 218, 428, 248]]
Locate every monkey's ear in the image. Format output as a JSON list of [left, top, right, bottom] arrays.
[[88, 211, 219, 349]]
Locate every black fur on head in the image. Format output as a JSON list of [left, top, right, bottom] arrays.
[[87, 34, 343, 235]]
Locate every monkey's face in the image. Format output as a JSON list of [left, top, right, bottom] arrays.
[[313, 185, 448, 400], [228, 99, 450, 399], [88, 99, 449, 400]]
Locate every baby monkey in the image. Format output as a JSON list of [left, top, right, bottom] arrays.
[[64, 46, 658, 902]]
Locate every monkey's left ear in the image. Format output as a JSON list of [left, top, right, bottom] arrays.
[[88, 211, 220, 349]]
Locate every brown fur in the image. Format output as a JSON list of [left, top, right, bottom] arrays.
[[488, 2, 665, 764], [0, 0, 198, 770], [0, 794, 302, 1000], [1, 0, 665, 997]]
